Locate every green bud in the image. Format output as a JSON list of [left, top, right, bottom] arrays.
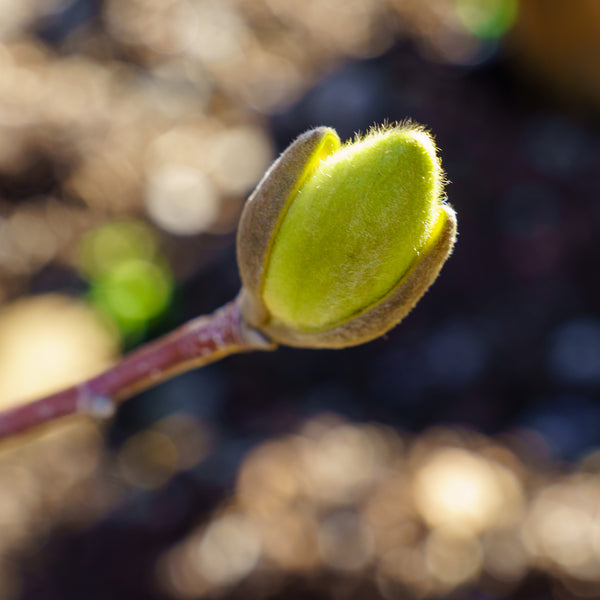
[[236, 124, 457, 348]]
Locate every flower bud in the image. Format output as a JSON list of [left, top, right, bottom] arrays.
[[236, 124, 456, 348]]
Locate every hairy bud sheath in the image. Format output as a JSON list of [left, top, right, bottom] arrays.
[[236, 124, 457, 348]]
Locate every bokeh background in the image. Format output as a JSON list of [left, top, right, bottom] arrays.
[[1, 0, 600, 598]]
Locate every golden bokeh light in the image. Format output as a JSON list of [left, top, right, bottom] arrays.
[[300, 422, 389, 506], [237, 439, 302, 517], [482, 527, 529, 584], [0, 295, 119, 409], [0, 419, 113, 600], [117, 430, 180, 489], [118, 415, 210, 489], [158, 417, 600, 598], [258, 507, 320, 571], [425, 526, 483, 588], [318, 510, 374, 571], [377, 544, 433, 598], [194, 513, 262, 586], [145, 165, 220, 236], [413, 446, 524, 535], [207, 126, 273, 196], [523, 477, 600, 582], [186, 0, 249, 65]]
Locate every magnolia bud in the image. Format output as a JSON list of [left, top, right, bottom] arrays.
[[236, 124, 456, 348]]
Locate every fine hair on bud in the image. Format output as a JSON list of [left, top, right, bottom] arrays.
[[236, 123, 457, 349]]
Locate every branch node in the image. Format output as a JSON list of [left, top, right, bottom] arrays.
[[77, 385, 116, 420]]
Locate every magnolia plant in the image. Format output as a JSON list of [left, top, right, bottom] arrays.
[[0, 123, 457, 439]]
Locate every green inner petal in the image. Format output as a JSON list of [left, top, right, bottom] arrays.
[[262, 127, 445, 331]]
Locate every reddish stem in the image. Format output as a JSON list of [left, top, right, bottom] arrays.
[[0, 300, 273, 440]]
